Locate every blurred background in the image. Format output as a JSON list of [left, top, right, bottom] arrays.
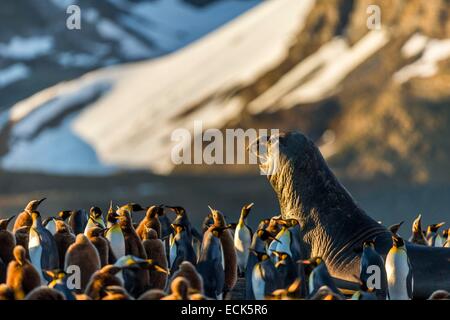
[[0, 0, 449, 229]]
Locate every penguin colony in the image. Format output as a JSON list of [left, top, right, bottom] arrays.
[[0, 200, 448, 301]]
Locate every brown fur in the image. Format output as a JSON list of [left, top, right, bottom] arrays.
[[161, 277, 190, 300], [86, 227, 109, 267], [212, 210, 237, 293], [53, 220, 75, 269], [138, 289, 167, 300], [14, 226, 30, 258], [118, 211, 149, 295], [101, 286, 132, 300], [84, 265, 123, 300], [170, 261, 203, 294], [0, 218, 16, 267], [6, 245, 41, 300], [142, 228, 168, 290], [64, 234, 100, 292], [0, 284, 14, 300], [13, 199, 45, 233], [136, 206, 162, 239], [24, 286, 65, 300]]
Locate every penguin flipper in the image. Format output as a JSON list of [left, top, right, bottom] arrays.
[[407, 259, 414, 299], [192, 228, 203, 242]]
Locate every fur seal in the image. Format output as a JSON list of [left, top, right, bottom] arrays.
[[258, 131, 450, 298], [13, 198, 46, 233]]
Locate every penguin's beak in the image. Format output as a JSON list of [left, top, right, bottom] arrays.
[[7, 215, 15, 224], [38, 198, 47, 205], [154, 265, 170, 275], [436, 222, 446, 229], [246, 203, 254, 210]]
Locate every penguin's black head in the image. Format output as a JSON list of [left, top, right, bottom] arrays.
[[210, 226, 230, 238], [273, 251, 289, 261], [171, 223, 185, 234], [90, 206, 102, 218], [300, 257, 323, 276], [0, 215, 15, 230], [427, 222, 445, 233], [363, 239, 375, 248], [44, 269, 67, 281], [251, 249, 269, 261], [241, 203, 254, 219], [392, 235, 405, 248], [57, 210, 72, 221], [166, 206, 186, 216]]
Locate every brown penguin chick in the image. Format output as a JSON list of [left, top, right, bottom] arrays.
[[24, 286, 65, 300], [428, 290, 450, 300], [101, 285, 132, 300], [75, 293, 92, 300], [0, 216, 16, 283], [0, 216, 16, 265], [170, 261, 203, 294], [84, 265, 123, 300], [14, 226, 30, 258], [189, 293, 210, 300], [53, 220, 75, 269], [138, 289, 167, 300], [86, 227, 109, 267], [209, 206, 237, 295], [6, 245, 41, 299], [12, 198, 46, 233], [0, 284, 15, 300], [64, 234, 101, 292], [142, 227, 168, 290], [161, 277, 190, 300], [310, 286, 343, 300], [136, 205, 163, 240]]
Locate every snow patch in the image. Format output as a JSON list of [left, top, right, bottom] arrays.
[[394, 38, 450, 83], [0, 63, 30, 88], [0, 36, 54, 60]]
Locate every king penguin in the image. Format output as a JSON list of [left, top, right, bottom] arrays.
[[64, 234, 101, 292], [142, 227, 168, 290], [84, 206, 105, 235], [273, 251, 298, 288], [234, 203, 254, 276], [209, 206, 237, 296], [86, 226, 110, 267], [53, 220, 75, 269], [13, 198, 46, 233], [169, 223, 197, 274], [197, 225, 225, 299], [409, 214, 427, 245], [385, 235, 413, 300], [426, 222, 446, 247], [67, 209, 88, 235], [45, 269, 76, 300], [251, 250, 282, 300], [105, 211, 125, 260], [7, 245, 41, 299], [28, 210, 59, 282], [0, 215, 16, 272], [84, 264, 123, 300], [136, 205, 163, 240], [358, 239, 388, 300], [302, 257, 341, 298]]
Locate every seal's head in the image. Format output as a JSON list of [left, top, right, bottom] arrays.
[[255, 131, 338, 219]]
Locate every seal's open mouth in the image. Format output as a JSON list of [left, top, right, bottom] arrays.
[[248, 134, 279, 175]]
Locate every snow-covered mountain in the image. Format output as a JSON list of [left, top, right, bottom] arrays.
[[2, 0, 450, 184], [0, 0, 260, 109]]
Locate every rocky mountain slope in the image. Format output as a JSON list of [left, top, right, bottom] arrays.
[[2, 0, 450, 184]]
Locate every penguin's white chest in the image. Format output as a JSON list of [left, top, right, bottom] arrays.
[[385, 249, 412, 300], [106, 225, 125, 259], [252, 264, 265, 300], [234, 225, 251, 272], [45, 219, 57, 235], [169, 236, 177, 268], [29, 229, 43, 277]]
